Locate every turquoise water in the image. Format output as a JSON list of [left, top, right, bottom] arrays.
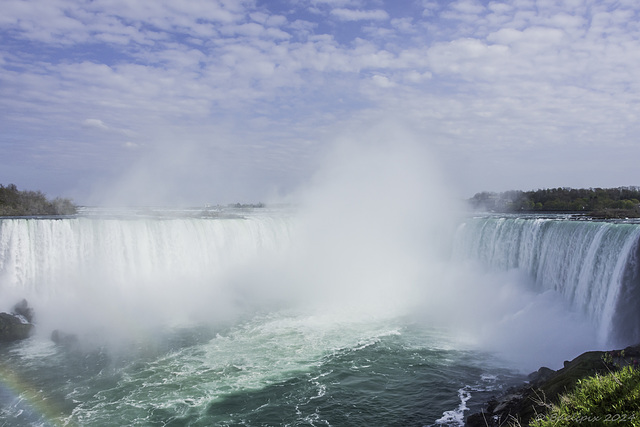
[[0, 311, 523, 426]]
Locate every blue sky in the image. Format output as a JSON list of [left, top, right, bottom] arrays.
[[1, 0, 639, 205]]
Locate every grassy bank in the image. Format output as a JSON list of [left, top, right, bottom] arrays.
[[530, 364, 640, 427], [466, 346, 640, 426]]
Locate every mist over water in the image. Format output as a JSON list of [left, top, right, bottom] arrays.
[[276, 136, 456, 315], [432, 266, 601, 370], [269, 133, 602, 371], [1, 133, 607, 370]]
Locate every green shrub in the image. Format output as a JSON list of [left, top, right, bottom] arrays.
[[531, 365, 640, 426]]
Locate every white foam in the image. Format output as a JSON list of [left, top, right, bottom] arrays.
[[434, 387, 472, 426]]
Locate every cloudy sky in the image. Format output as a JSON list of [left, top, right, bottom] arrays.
[[1, 0, 639, 206]]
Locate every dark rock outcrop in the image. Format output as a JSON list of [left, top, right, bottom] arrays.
[[0, 312, 33, 341], [465, 345, 640, 426], [0, 299, 35, 342]]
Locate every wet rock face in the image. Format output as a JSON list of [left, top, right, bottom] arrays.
[[0, 299, 35, 342], [0, 312, 33, 341]]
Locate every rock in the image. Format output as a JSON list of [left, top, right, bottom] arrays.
[[528, 366, 556, 386], [0, 312, 34, 341], [492, 392, 525, 412], [623, 344, 640, 358], [465, 410, 494, 427], [51, 329, 79, 347], [12, 298, 34, 323]]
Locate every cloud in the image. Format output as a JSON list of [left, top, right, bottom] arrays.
[[82, 118, 136, 138], [420, 1, 440, 17], [441, 0, 486, 21], [1, 0, 640, 203], [330, 8, 389, 21], [370, 74, 396, 88], [311, 0, 362, 7], [83, 118, 110, 131], [403, 70, 432, 83], [426, 38, 510, 80], [450, 0, 485, 15], [0, 0, 249, 47]]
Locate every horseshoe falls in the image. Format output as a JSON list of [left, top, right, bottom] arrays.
[[1, 208, 640, 427], [453, 215, 640, 348]]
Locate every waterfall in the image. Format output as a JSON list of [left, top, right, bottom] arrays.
[[4, 210, 640, 351], [0, 215, 293, 293], [453, 216, 640, 347], [0, 212, 295, 337]]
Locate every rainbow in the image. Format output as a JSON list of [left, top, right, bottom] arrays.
[[0, 362, 66, 427]]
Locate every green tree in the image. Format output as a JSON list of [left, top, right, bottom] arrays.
[[0, 184, 77, 216]]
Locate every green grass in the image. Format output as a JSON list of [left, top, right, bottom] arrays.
[[530, 365, 640, 426]]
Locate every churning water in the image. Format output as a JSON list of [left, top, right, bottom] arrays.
[[0, 306, 522, 426]]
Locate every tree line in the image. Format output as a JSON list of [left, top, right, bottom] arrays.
[[0, 184, 77, 216], [469, 187, 640, 215]]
